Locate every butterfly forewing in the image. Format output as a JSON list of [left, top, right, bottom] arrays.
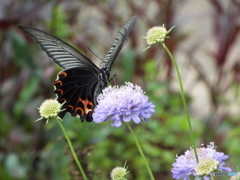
[[100, 15, 137, 70], [18, 26, 98, 70]]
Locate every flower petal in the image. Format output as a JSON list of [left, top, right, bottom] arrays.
[[132, 115, 141, 124], [123, 116, 131, 122], [111, 120, 122, 127]]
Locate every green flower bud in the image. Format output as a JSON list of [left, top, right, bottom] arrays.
[[110, 167, 128, 180], [36, 99, 63, 123], [143, 25, 174, 51], [146, 26, 167, 45]]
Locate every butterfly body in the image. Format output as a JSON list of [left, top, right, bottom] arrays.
[[19, 16, 137, 122]]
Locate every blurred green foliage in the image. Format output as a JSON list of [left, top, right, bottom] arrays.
[[47, 5, 71, 39], [1, 0, 240, 180]]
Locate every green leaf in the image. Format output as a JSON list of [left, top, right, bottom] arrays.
[[123, 51, 136, 82]]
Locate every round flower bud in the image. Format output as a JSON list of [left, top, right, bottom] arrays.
[[36, 99, 63, 123], [110, 167, 128, 180], [39, 99, 61, 118], [146, 26, 167, 46]]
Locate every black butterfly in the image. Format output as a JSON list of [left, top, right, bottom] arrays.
[[18, 16, 137, 122]]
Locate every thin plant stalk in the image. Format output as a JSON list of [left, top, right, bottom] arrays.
[[57, 119, 88, 180], [126, 123, 155, 180], [162, 42, 199, 163]]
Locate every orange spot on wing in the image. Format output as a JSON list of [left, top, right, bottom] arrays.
[[59, 99, 66, 103], [78, 98, 93, 114], [54, 80, 63, 86], [55, 89, 63, 95], [67, 105, 74, 111], [75, 107, 84, 116], [58, 72, 67, 77]]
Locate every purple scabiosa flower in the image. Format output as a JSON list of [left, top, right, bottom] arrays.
[[171, 142, 232, 180], [93, 82, 155, 127]]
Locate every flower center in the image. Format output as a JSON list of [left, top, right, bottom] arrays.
[[195, 158, 219, 176]]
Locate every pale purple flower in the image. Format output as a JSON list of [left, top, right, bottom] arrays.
[[93, 82, 155, 127], [171, 142, 232, 180]]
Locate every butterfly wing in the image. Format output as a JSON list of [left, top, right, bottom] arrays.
[[100, 15, 137, 71], [18, 25, 98, 70], [54, 68, 99, 122], [18, 16, 136, 122], [18, 26, 100, 121]]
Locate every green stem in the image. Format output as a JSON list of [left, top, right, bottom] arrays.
[[162, 43, 199, 163], [57, 119, 88, 180], [126, 123, 155, 180]]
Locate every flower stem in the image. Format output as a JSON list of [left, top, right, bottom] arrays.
[[126, 123, 155, 180], [56, 119, 88, 180], [162, 43, 199, 163]]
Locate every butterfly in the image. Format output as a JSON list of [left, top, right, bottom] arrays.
[[18, 16, 137, 122]]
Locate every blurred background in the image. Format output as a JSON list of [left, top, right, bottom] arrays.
[[1, 0, 240, 179]]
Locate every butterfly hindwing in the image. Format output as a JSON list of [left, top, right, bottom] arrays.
[[54, 68, 99, 122]]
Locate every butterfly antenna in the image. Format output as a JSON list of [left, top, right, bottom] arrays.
[[123, 39, 128, 47], [109, 74, 119, 85], [87, 46, 104, 61]]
